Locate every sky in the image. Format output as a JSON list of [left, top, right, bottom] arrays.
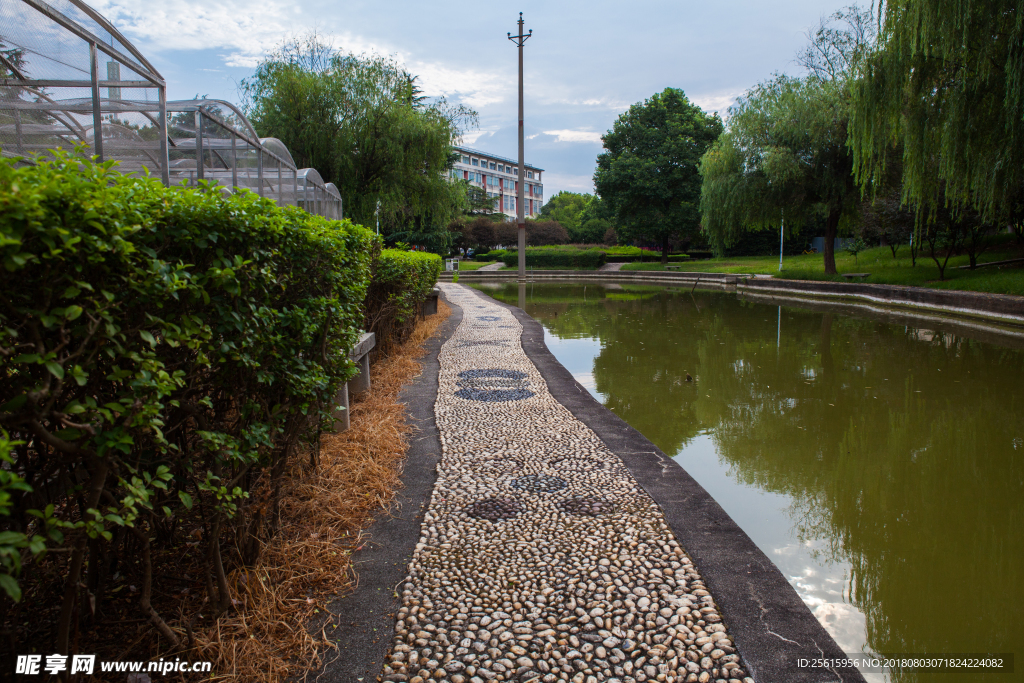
[[90, 0, 855, 201]]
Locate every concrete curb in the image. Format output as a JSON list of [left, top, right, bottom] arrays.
[[439, 270, 1024, 330], [738, 277, 1024, 328], [313, 295, 462, 683], [465, 285, 865, 683]]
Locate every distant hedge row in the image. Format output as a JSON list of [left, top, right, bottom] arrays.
[[500, 247, 607, 269], [0, 152, 436, 652]]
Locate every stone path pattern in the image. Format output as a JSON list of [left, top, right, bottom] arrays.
[[381, 284, 752, 683]]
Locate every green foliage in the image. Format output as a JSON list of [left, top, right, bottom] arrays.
[[500, 248, 606, 269], [364, 249, 442, 353], [595, 88, 723, 261], [537, 191, 591, 235], [845, 237, 869, 264], [241, 33, 476, 250], [850, 0, 1024, 222], [701, 7, 872, 275], [0, 152, 375, 626]]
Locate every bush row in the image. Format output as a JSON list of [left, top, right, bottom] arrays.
[[500, 248, 607, 269], [364, 249, 442, 354], [0, 152, 435, 652]]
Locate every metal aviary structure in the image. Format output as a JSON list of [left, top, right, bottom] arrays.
[[0, 0, 342, 219]]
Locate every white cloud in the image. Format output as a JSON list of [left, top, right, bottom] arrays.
[[460, 129, 496, 146], [691, 91, 742, 116], [542, 129, 603, 144], [542, 173, 595, 195], [412, 62, 509, 109]]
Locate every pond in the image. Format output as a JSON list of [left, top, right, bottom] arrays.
[[471, 280, 1024, 683]]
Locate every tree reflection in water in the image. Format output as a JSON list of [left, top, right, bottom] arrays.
[[476, 282, 1024, 683]]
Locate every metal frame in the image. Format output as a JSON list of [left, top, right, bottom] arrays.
[[0, 0, 344, 219]]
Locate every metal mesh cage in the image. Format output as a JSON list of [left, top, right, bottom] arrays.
[[0, 0, 168, 180], [0, 0, 343, 220]]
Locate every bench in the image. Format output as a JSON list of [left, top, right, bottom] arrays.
[[665, 265, 681, 270], [332, 331, 376, 433], [421, 287, 440, 316], [841, 273, 871, 280]]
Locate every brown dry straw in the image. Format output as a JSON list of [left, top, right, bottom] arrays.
[[190, 300, 452, 681]]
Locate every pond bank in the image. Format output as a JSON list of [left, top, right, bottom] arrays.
[[320, 284, 863, 683], [440, 270, 1024, 331]]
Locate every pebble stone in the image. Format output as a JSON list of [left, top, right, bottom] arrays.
[[381, 285, 752, 683]]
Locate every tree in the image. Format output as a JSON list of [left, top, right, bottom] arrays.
[[537, 191, 590, 235], [860, 188, 915, 260], [700, 7, 873, 274], [850, 0, 1024, 225], [240, 33, 477, 251], [464, 216, 498, 249], [595, 88, 723, 264]]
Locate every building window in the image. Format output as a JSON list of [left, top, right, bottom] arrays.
[[513, 168, 518, 176], [527, 171, 533, 179], [472, 158, 479, 166], [462, 155, 469, 163]]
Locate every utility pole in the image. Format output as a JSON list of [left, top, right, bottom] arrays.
[[508, 12, 532, 282]]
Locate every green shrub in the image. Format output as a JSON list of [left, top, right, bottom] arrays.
[[0, 151, 376, 645], [474, 250, 501, 262], [500, 248, 606, 269], [365, 249, 442, 354], [602, 247, 690, 262]]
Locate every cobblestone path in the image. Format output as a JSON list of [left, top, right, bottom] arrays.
[[381, 284, 753, 683]]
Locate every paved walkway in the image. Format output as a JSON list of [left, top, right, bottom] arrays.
[[381, 284, 751, 683], [596, 262, 625, 272], [477, 262, 505, 271]]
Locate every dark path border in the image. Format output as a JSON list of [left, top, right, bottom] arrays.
[[466, 285, 866, 683], [313, 295, 461, 683]]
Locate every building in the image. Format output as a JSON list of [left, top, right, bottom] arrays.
[[450, 146, 544, 219]]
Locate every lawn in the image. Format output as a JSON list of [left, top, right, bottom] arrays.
[[455, 260, 498, 270], [620, 239, 1024, 296]]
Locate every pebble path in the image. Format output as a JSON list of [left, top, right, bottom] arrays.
[[381, 284, 753, 683]]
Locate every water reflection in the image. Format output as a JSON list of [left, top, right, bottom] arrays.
[[476, 281, 1024, 683]]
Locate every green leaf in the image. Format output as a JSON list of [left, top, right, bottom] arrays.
[[65, 305, 83, 320], [45, 361, 64, 379], [178, 491, 194, 509], [140, 330, 157, 347], [0, 574, 22, 602], [0, 531, 27, 545]]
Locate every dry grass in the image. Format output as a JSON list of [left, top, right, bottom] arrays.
[[190, 300, 451, 681]]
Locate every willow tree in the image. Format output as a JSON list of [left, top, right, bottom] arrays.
[[850, 0, 1024, 223], [700, 7, 873, 274], [241, 34, 477, 248], [700, 76, 861, 274]]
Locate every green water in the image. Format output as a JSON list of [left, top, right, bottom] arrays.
[[473, 281, 1024, 683]]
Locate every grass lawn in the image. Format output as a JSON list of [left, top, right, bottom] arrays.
[[455, 261, 498, 270], [620, 239, 1024, 296]]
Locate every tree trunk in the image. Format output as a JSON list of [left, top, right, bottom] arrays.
[[823, 209, 840, 275], [661, 235, 669, 266]]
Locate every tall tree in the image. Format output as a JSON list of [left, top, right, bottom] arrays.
[[700, 7, 873, 274], [595, 88, 722, 264], [537, 191, 590, 234], [850, 0, 1024, 223], [241, 33, 477, 250]]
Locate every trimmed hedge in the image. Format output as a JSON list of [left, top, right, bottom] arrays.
[[500, 248, 607, 269], [601, 246, 690, 263], [0, 152, 376, 647], [365, 249, 442, 354], [474, 249, 504, 262]]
